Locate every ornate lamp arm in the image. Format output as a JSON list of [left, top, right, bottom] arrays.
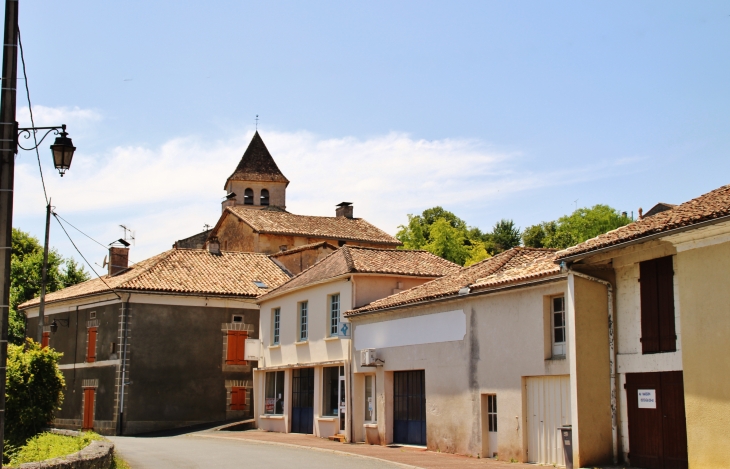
[[16, 124, 67, 151]]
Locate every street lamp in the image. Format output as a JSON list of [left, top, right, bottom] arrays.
[[17, 124, 76, 176]]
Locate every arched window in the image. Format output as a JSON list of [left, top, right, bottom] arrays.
[[244, 188, 254, 205], [260, 189, 270, 206]]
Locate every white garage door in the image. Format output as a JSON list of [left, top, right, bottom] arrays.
[[525, 375, 571, 467]]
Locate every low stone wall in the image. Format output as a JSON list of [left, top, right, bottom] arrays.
[[12, 440, 114, 469]]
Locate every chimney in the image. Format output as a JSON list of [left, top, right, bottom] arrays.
[[336, 202, 353, 219], [108, 247, 130, 276], [208, 236, 221, 255]]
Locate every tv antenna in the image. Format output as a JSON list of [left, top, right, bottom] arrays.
[[120, 224, 136, 246], [204, 224, 211, 231], [573, 199, 578, 211], [255, 114, 259, 131]]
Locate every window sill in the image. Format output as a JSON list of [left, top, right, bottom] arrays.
[[317, 417, 338, 422], [363, 423, 378, 428], [268, 344, 281, 349], [260, 415, 284, 420], [295, 340, 308, 345], [546, 355, 566, 361], [324, 336, 340, 342]]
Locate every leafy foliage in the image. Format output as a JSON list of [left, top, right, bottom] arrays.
[[8, 431, 102, 466], [522, 205, 632, 249], [490, 219, 521, 252], [10, 228, 89, 344], [5, 340, 65, 448]]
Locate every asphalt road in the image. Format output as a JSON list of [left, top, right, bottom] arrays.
[[110, 434, 403, 469]]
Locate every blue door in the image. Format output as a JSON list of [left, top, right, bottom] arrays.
[[393, 370, 426, 446], [291, 368, 314, 434]]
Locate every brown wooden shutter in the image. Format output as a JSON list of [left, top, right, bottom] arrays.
[[639, 259, 660, 354], [226, 331, 248, 365], [231, 387, 246, 410], [656, 256, 677, 352], [226, 330, 237, 364], [87, 327, 97, 363], [83, 388, 95, 429], [41, 332, 49, 349]]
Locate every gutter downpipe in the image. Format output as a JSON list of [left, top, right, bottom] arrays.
[[117, 294, 131, 435], [569, 269, 618, 465]]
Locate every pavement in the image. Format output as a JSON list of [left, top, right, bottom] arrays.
[[111, 428, 535, 469]]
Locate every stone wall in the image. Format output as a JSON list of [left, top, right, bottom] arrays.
[[13, 439, 114, 469]]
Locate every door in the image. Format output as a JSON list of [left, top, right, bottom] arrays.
[[525, 376, 571, 466], [393, 370, 426, 446], [481, 394, 498, 458], [82, 388, 95, 430], [625, 371, 688, 469], [291, 368, 314, 434]]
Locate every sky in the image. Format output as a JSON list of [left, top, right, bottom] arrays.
[[10, 1, 730, 272]]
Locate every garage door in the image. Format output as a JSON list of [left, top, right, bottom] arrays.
[[525, 375, 571, 467]]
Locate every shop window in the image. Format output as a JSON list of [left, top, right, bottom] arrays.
[[226, 330, 247, 365], [41, 332, 49, 349], [639, 256, 676, 354], [86, 327, 97, 363], [552, 296, 566, 357], [230, 387, 247, 411], [272, 308, 280, 345], [260, 189, 270, 206], [487, 394, 497, 432], [265, 371, 285, 415], [329, 293, 340, 336], [364, 375, 376, 422], [323, 366, 346, 426], [244, 188, 254, 205], [299, 301, 308, 341]]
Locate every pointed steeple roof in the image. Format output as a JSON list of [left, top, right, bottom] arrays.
[[225, 132, 289, 188]]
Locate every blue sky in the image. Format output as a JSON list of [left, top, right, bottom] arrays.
[[11, 1, 730, 269]]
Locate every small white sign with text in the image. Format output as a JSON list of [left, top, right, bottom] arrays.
[[638, 389, 656, 409]]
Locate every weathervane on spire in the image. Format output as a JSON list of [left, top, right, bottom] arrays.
[[255, 114, 259, 131]]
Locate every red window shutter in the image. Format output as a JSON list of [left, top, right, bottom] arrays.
[[87, 327, 97, 363], [226, 331, 248, 365], [83, 389, 95, 429], [231, 387, 246, 410], [226, 330, 237, 364], [237, 332, 247, 365], [656, 256, 677, 352], [41, 332, 49, 349], [639, 259, 660, 354]]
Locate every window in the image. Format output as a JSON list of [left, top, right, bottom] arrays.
[[365, 375, 376, 422], [89, 311, 96, 319], [272, 308, 281, 345], [86, 327, 97, 363], [552, 296, 566, 357], [41, 332, 49, 349], [329, 294, 340, 336], [487, 394, 497, 432], [640, 256, 676, 354], [226, 330, 247, 365], [265, 371, 284, 415], [230, 387, 247, 411], [260, 189, 270, 206], [232, 315, 243, 323], [322, 366, 345, 417], [299, 302, 308, 341], [244, 188, 254, 205]]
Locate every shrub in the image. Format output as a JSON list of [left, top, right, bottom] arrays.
[[9, 431, 102, 466], [5, 339, 65, 447]]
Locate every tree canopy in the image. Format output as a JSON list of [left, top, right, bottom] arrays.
[[396, 207, 521, 266], [10, 228, 89, 344], [522, 204, 632, 249]]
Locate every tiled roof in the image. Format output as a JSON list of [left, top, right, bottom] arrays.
[[226, 131, 289, 187], [258, 246, 461, 301], [557, 184, 730, 260], [227, 206, 401, 245], [19, 249, 291, 309], [345, 248, 559, 317], [268, 241, 338, 258]]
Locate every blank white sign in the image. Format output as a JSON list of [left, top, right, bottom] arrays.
[[638, 389, 656, 409], [354, 309, 466, 350]]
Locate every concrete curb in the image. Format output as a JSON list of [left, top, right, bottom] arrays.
[[192, 433, 424, 469], [11, 440, 114, 469]]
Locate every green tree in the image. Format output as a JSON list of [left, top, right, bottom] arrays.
[[10, 228, 89, 344], [490, 219, 521, 253], [5, 339, 65, 447], [522, 205, 632, 249]]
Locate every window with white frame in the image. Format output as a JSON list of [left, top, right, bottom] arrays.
[[299, 301, 308, 341], [264, 371, 284, 415], [486, 394, 497, 432], [272, 308, 280, 345], [329, 293, 340, 336], [364, 375, 376, 422], [552, 296, 566, 357]]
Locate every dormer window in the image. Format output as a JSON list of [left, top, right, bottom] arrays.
[[244, 188, 254, 205], [260, 189, 270, 206]]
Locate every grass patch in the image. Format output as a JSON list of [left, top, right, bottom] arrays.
[[111, 454, 131, 469], [9, 431, 103, 466]]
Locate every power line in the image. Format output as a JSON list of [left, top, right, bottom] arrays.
[[52, 212, 121, 300], [53, 212, 107, 249], [17, 28, 48, 206]]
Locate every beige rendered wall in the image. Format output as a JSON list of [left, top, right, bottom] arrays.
[[567, 275, 613, 467], [227, 180, 287, 209], [351, 282, 569, 461], [675, 240, 730, 469], [215, 216, 257, 252], [353, 276, 436, 309], [272, 246, 336, 275]]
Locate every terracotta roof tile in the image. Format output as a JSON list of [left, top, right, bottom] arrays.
[[258, 246, 461, 301], [557, 184, 730, 260], [268, 241, 338, 258], [226, 131, 289, 186], [19, 249, 290, 309], [228, 206, 400, 245], [345, 248, 559, 317]]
